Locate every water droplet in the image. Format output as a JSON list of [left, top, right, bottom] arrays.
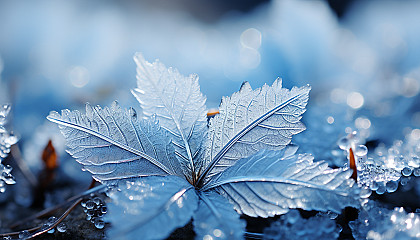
[[370, 181, 379, 191], [376, 183, 386, 194], [97, 210, 104, 217], [3, 236, 12, 240], [85, 200, 95, 210], [2, 173, 16, 185], [401, 167, 412, 176], [360, 187, 372, 198], [100, 206, 107, 214], [94, 218, 105, 229], [57, 222, 67, 232], [48, 228, 55, 234], [81, 200, 87, 207], [47, 216, 57, 225], [400, 176, 410, 186], [413, 168, 420, 177], [337, 137, 350, 150], [19, 230, 30, 239], [355, 145, 368, 157], [386, 181, 398, 193], [92, 197, 102, 205], [87, 209, 95, 216]]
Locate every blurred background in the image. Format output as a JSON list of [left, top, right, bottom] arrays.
[[0, 0, 419, 145]]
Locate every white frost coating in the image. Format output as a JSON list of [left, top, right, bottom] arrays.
[[132, 53, 208, 180], [202, 79, 310, 180]]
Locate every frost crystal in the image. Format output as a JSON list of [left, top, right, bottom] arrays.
[[350, 201, 420, 240], [354, 133, 420, 193], [0, 104, 18, 159], [0, 104, 18, 192], [263, 209, 342, 240]]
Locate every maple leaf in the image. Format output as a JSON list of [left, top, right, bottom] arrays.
[[48, 54, 369, 239]]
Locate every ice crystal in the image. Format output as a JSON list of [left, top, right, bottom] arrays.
[[350, 201, 420, 240], [263, 209, 342, 240], [351, 130, 420, 193], [0, 104, 18, 159], [0, 104, 17, 192]]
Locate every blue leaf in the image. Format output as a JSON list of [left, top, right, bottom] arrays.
[[132, 54, 208, 180], [200, 80, 310, 182], [47, 101, 184, 182], [193, 191, 245, 240], [107, 175, 198, 240], [203, 148, 369, 217]]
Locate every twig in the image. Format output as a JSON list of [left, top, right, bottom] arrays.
[[26, 198, 82, 239], [9, 184, 105, 229], [245, 231, 263, 239]]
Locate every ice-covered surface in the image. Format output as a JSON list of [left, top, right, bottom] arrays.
[[350, 201, 420, 240], [263, 209, 342, 240]]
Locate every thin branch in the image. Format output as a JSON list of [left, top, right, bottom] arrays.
[[9, 183, 105, 229], [26, 198, 82, 239]]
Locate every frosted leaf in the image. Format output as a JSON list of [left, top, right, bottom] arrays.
[[263, 209, 342, 240], [202, 79, 310, 181], [203, 148, 367, 217], [107, 176, 198, 240], [350, 201, 420, 240], [47, 102, 184, 183], [193, 191, 245, 240], [132, 54, 208, 180]]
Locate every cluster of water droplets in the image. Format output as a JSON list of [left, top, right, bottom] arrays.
[[349, 201, 420, 240], [0, 164, 15, 193], [263, 209, 342, 240], [337, 131, 410, 194], [81, 194, 107, 229], [0, 104, 18, 193], [40, 216, 67, 234], [0, 104, 18, 159]]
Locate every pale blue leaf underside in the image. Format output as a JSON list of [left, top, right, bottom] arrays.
[[107, 176, 198, 240], [202, 79, 310, 181], [204, 148, 366, 217], [132, 54, 208, 178], [47, 102, 183, 182], [193, 191, 245, 240]]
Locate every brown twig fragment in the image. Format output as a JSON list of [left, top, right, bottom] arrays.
[[349, 148, 357, 182]]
